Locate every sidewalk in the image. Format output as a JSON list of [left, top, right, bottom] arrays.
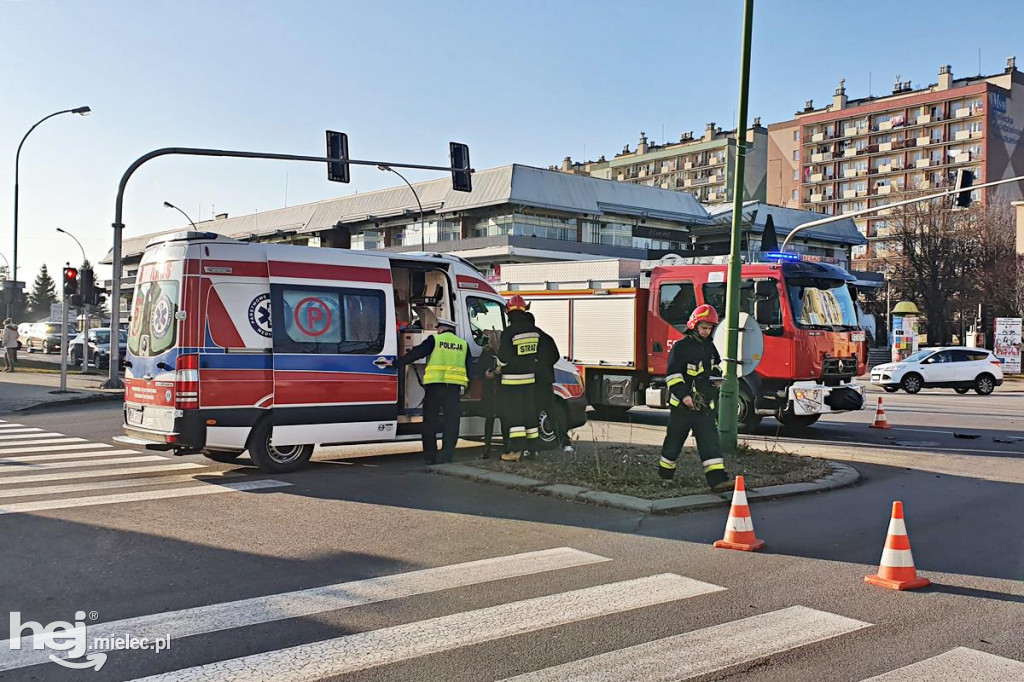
[[0, 369, 123, 413]]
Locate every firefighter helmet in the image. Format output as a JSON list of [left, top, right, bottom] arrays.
[[507, 294, 529, 312], [686, 304, 720, 330]]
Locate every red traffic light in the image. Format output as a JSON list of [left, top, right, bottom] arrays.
[[65, 268, 78, 280], [63, 267, 80, 297]]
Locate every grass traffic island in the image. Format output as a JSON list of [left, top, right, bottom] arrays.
[[475, 441, 833, 499]]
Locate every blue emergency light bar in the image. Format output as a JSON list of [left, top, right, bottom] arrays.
[[765, 251, 802, 262]]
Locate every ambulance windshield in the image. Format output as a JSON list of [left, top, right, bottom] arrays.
[[466, 297, 505, 346], [128, 280, 180, 358]]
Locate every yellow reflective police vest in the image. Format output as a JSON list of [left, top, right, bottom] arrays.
[[424, 332, 469, 387]]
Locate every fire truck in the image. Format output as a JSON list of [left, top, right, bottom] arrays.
[[501, 255, 867, 431]]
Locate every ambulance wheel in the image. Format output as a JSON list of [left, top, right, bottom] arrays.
[[247, 420, 314, 473], [539, 401, 568, 447], [203, 450, 243, 464]]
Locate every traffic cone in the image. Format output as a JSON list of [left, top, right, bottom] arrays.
[[713, 476, 765, 552], [865, 501, 930, 590], [869, 396, 892, 429]]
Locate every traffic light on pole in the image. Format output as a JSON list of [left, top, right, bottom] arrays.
[[81, 268, 95, 305], [325, 130, 350, 183], [62, 266, 79, 298], [953, 169, 975, 207], [449, 142, 472, 192]]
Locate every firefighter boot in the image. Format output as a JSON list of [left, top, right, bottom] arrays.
[[501, 451, 522, 462]]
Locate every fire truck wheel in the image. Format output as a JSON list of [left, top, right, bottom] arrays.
[[777, 411, 821, 431], [203, 450, 243, 463], [247, 420, 314, 473], [737, 391, 761, 433], [590, 405, 631, 420]]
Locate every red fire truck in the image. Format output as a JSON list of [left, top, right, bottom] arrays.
[[501, 255, 867, 431]]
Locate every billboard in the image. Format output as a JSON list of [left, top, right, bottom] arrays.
[[993, 317, 1022, 374]]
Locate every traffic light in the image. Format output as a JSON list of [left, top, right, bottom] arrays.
[[81, 268, 95, 305], [92, 283, 108, 308], [953, 169, 975, 207], [449, 142, 472, 192], [326, 130, 350, 183], [62, 266, 79, 298]]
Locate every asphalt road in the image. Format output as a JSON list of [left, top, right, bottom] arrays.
[[0, 399, 1020, 681]]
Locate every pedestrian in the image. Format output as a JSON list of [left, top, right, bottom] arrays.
[[476, 329, 505, 459], [526, 311, 572, 453], [658, 304, 733, 492], [2, 319, 18, 373], [389, 317, 471, 465], [497, 295, 541, 461]]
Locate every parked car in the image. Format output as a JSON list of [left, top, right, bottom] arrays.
[[68, 328, 128, 368], [870, 347, 1004, 395], [16, 322, 34, 350], [24, 322, 76, 354]]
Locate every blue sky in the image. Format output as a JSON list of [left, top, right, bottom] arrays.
[[1, 0, 1018, 286]]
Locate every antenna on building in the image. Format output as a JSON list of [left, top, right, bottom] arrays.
[[978, 48, 982, 76], [868, 72, 872, 97]]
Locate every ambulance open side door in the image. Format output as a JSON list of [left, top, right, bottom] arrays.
[[267, 259, 399, 447]]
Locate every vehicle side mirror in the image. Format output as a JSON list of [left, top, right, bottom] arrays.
[[754, 299, 776, 326], [754, 280, 776, 298]]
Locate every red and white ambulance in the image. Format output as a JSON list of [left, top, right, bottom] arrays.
[[116, 231, 586, 472]]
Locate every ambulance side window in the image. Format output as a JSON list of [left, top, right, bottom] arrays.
[[658, 283, 697, 332], [466, 297, 505, 347], [271, 285, 385, 354]]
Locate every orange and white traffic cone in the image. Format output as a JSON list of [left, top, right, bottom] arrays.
[[865, 501, 930, 590], [713, 475, 765, 552], [869, 396, 892, 429]]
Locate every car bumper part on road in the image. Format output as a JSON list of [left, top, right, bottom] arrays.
[[788, 380, 865, 416]]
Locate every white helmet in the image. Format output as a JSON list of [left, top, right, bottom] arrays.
[[436, 317, 457, 330]]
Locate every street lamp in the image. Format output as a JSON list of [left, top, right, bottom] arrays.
[[163, 201, 198, 229], [378, 164, 425, 250], [13, 106, 91, 282], [56, 227, 90, 374]]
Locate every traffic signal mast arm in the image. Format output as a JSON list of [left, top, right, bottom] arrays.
[[780, 172, 1024, 251]]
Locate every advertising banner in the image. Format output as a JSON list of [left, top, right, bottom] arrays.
[[993, 317, 1022, 374]]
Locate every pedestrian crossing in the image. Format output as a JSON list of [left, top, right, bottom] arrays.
[[3, 544, 1016, 681], [0, 418, 289, 516]]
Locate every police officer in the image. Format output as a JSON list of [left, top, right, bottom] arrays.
[[392, 317, 471, 465], [497, 295, 541, 461], [659, 304, 733, 492]]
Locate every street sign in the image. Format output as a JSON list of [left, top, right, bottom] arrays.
[[712, 312, 764, 377]]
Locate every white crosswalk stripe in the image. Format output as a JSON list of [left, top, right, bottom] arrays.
[[129, 573, 725, 682], [0, 547, 611, 672], [500, 605, 871, 681], [861, 647, 1024, 681], [0, 422, 277, 517]]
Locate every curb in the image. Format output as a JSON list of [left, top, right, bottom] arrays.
[[429, 461, 860, 514], [11, 391, 124, 413]]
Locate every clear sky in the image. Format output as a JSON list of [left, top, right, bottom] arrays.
[[1, 0, 1018, 288]]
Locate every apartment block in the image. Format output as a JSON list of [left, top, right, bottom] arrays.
[[555, 122, 767, 204], [768, 58, 1024, 270]]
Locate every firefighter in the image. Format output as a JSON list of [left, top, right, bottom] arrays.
[[497, 295, 541, 461], [659, 304, 733, 492], [390, 317, 471, 465], [526, 311, 572, 453]]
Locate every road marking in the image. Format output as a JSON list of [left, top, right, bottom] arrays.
[[862, 647, 1024, 681], [0, 437, 86, 448], [0, 455, 185, 472], [127, 574, 725, 682], [0, 472, 239, 499], [0, 442, 111, 455], [0, 462, 206, 485], [0, 547, 613, 671], [0, 429, 48, 437], [500, 605, 871, 681], [0, 478, 289, 516], [0, 450, 145, 464]]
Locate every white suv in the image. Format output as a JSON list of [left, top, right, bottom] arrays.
[[870, 347, 1004, 395]]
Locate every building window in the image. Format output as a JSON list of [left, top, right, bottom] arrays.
[[793, 130, 800, 141], [581, 220, 632, 247], [791, 189, 799, 202], [792, 150, 800, 161], [471, 213, 576, 241], [350, 229, 383, 250], [793, 169, 799, 181]]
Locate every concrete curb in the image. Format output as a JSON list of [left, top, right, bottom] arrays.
[[429, 461, 860, 514], [11, 390, 124, 413]]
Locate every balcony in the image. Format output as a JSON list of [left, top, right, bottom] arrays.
[[954, 129, 972, 141], [707, 191, 721, 202], [684, 161, 694, 170], [709, 156, 724, 165], [971, 130, 984, 139], [843, 148, 859, 158], [811, 152, 833, 163], [811, 193, 824, 203], [915, 158, 931, 168], [692, 176, 710, 186], [955, 107, 971, 118], [876, 184, 894, 195], [843, 189, 858, 199], [916, 114, 931, 125], [812, 132, 825, 142], [810, 172, 824, 183], [916, 135, 930, 147], [879, 142, 893, 152], [879, 120, 894, 131], [843, 126, 859, 137], [843, 168, 858, 178], [683, 178, 694, 187], [879, 164, 892, 173]]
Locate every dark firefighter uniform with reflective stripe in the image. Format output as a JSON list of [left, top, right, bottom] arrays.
[[659, 330, 729, 487], [498, 313, 541, 453], [397, 331, 471, 465]]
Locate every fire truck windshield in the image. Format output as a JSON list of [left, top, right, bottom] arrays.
[[786, 278, 858, 330]]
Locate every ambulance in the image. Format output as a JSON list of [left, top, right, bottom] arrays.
[[115, 231, 586, 472]]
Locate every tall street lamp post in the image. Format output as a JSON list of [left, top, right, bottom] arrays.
[[13, 107, 91, 282], [163, 201, 198, 229], [56, 227, 90, 374], [378, 164, 425, 249]]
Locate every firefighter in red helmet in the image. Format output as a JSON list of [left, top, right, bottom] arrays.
[[658, 304, 733, 492], [497, 295, 541, 461]]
